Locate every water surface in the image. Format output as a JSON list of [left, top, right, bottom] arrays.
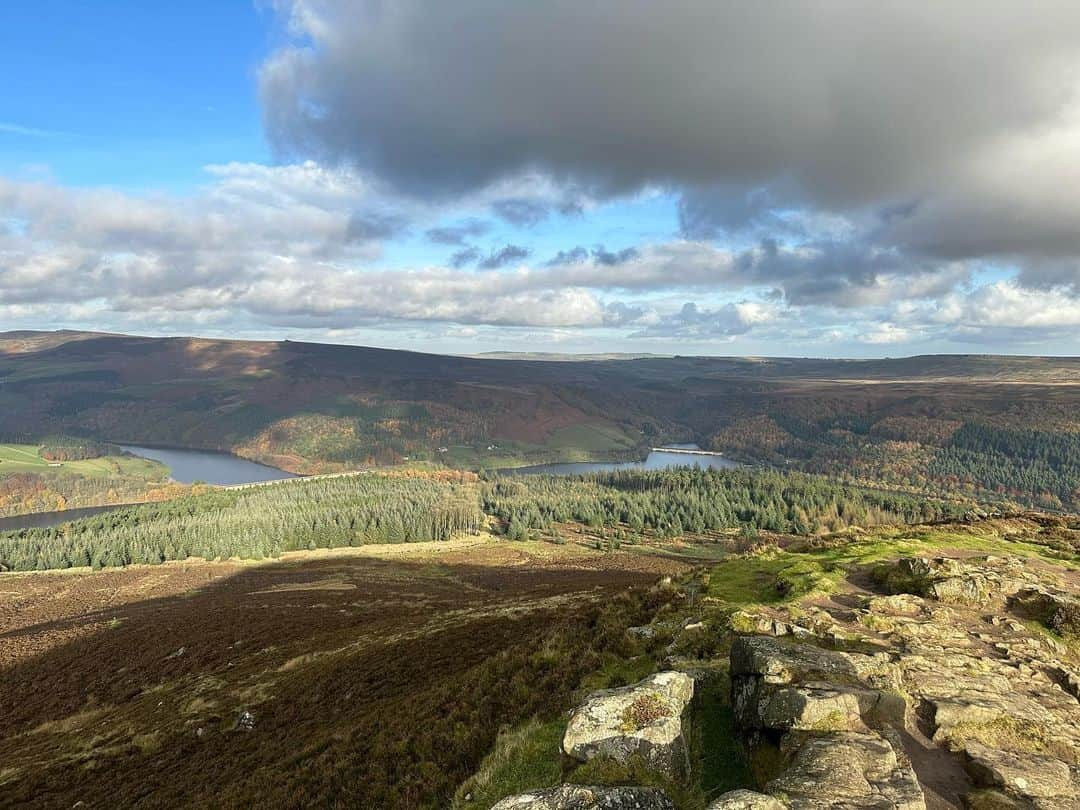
[[508, 445, 738, 476], [119, 445, 298, 486], [0, 504, 130, 532]]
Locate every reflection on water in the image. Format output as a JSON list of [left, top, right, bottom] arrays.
[[507, 445, 738, 476], [0, 504, 128, 532], [119, 445, 297, 486], [0, 447, 298, 532]]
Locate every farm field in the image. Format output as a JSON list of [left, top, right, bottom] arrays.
[[0, 443, 166, 479], [0, 443, 183, 519]]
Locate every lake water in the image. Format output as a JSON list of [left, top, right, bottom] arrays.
[[0, 444, 733, 533], [119, 445, 298, 486], [507, 445, 739, 476], [0, 504, 132, 533], [0, 447, 299, 532]]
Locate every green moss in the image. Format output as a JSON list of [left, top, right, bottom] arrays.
[[806, 710, 849, 732], [945, 715, 1055, 758], [567, 754, 703, 810], [691, 676, 754, 801], [451, 718, 566, 809], [580, 653, 658, 691], [708, 524, 1078, 615]]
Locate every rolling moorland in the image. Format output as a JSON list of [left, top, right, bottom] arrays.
[[4, 330, 1080, 512], [1, 332, 1079, 809]]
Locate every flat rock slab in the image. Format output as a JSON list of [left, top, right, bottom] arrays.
[[706, 789, 786, 809], [964, 741, 1077, 802], [562, 671, 694, 778], [491, 784, 675, 810], [730, 636, 900, 690], [768, 731, 925, 810]]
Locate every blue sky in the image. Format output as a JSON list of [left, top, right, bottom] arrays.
[[0, 2, 272, 188], [2, 2, 1079, 356]]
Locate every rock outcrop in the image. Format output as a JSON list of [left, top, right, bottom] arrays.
[[562, 671, 694, 778], [767, 730, 924, 810], [506, 550, 1079, 810], [490, 785, 674, 810], [729, 635, 923, 810], [731, 636, 904, 733], [875, 555, 1036, 606], [706, 790, 785, 809]]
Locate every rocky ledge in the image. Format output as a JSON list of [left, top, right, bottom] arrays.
[[494, 549, 1079, 810], [562, 670, 695, 779], [726, 553, 1080, 809], [491, 785, 675, 810]]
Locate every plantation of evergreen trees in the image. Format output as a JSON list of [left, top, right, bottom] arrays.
[[0, 475, 483, 572], [0, 467, 966, 573], [929, 423, 1080, 509], [483, 467, 965, 540]]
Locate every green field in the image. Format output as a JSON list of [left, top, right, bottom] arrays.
[[0, 443, 167, 479]]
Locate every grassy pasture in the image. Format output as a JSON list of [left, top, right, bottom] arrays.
[[0, 443, 166, 479]]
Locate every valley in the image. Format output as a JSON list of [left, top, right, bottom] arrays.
[[2, 332, 1079, 810], [5, 331, 1080, 514]]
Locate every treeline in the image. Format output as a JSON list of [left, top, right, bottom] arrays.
[[0, 475, 484, 572], [0, 468, 966, 573], [483, 467, 965, 539], [38, 437, 117, 461], [0, 472, 186, 519], [929, 423, 1080, 509]]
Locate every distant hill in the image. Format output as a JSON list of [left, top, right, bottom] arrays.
[[3, 331, 1080, 507]]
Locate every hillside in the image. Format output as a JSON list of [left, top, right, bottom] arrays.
[[2, 508, 1076, 809], [3, 331, 1080, 508]]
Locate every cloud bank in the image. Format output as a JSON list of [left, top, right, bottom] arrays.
[[4, 2, 1080, 354]]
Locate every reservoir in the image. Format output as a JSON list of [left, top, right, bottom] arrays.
[[506, 444, 738, 475], [0, 445, 731, 533], [0, 448, 297, 532], [118, 445, 298, 486]]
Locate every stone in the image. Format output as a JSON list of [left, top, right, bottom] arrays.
[[232, 710, 256, 732], [880, 556, 1031, 607], [490, 785, 675, 810], [730, 610, 789, 637], [767, 731, 925, 810], [964, 741, 1076, 801], [562, 671, 694, 778], [730, 636, 900, 690], [1011, 587, 1080, 636], [731, 637, 904, 732], [705, 790, 786, 810]]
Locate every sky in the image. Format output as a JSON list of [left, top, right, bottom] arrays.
[[2, 2, 1080, 357]]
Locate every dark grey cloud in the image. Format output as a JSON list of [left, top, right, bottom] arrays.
[[425, 219, 490, 245], [546, 246, 589, 266], [345, 211, 410, 242], [449, 246, 482, 268], [478, 244, 530, 269], [593, 246, 639, 266], [261, 2, 1080, 205], [545, 245, 638, 267], [491, 198, 551, 227], [260, 0, 1080, 283]]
